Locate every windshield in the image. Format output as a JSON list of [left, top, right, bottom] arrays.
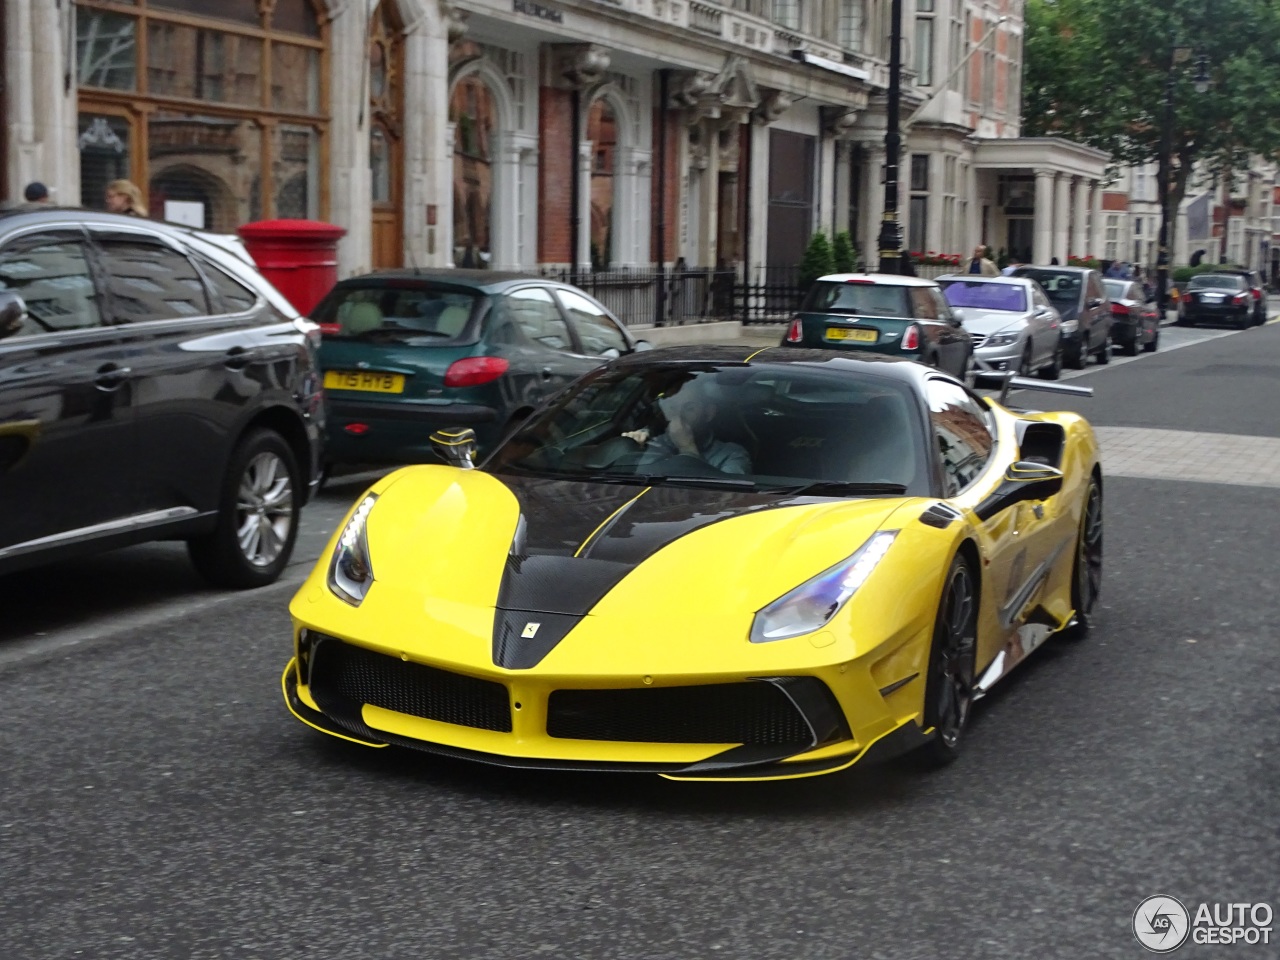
[[312, 282, 481, 343], [1189, 275, 1244, 290], [939, 280, 1027, 312], [801, 281, 911, 317], [487, 363, 929, 495], [1014, 269, 1082, 307]]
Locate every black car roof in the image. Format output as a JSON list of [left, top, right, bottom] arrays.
[[335, 269, 563, 293], [612, 343, 936, 386]]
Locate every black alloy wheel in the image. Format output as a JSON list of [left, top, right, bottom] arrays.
[[1062, 476, 1103, 640], [1121, 327, 1140, 356], [920, 555, 979, 765], [1094, 331, 1111, 364]]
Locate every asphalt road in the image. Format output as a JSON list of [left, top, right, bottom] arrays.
[[2, 321, 1278, 959]]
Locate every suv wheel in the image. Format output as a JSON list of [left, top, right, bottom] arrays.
[[188, 429, 300, 588]]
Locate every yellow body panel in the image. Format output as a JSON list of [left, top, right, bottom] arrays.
[[285, 400, 1100, 780]]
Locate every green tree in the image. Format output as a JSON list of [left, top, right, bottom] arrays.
[[832, 231, 857, 273], [1024, 0, 1280, 244], [798, 232, 836, 289]]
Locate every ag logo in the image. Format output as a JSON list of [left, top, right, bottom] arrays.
[[520, 622, 541, 639], [1133, 895, 1191, 953]]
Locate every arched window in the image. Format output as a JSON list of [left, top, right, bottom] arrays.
[[76, 0, 327, 230]]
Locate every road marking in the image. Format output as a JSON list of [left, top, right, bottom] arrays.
[[1094, 426, 1280, 489]]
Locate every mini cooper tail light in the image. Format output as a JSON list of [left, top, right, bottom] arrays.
[[901, 325, 920, 351], [785, 317, 804, 343], [445, 356, 510, 388], [1110, 302, 1129, 316]]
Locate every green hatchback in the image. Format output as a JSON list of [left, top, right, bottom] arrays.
[[780, 273, 974, 380], [312, 270, 647, 466]]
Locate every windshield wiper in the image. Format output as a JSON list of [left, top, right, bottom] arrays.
[[776, 480, 907, 497]]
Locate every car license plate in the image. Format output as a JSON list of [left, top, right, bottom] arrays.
[[323, 370, 406, 393], [1202, 293, 1223, 302], [826, 327, 878, 343]]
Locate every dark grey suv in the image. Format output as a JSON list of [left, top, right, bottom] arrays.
[[1010, 265, 1113, 368], [0, 208, 324, 587]]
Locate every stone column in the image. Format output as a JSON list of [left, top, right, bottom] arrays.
[[1090, 180, 1104, 261], [577, 139, 594, 271], [863, 144, 887, 271], [1053, 173, 1071, 263], [327, 3, 372, 276], [1071, 176, 1089, 261], [403, 5, 456, 268], [1033, 169, 1055, 265], [833, 141, 852, 235], [747, 120, 771, 281], [5, 0, 76, 203]]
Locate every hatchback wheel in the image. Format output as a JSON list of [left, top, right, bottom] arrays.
[[188, 429, 300, 588], [1094, 332, 1111, 364]]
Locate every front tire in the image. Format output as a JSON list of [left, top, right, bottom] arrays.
[[1066, 340, 1086, 370], [919, 554, 979, 766], [188, 429, 301, 589], [1143, 329, 1160, 353], [1038, 344, 1062, 380], [1094, 331, 1111, 364], [1062, 475, 1103, 641]]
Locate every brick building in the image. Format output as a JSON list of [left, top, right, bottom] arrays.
[[4, 0, 1108, 283]]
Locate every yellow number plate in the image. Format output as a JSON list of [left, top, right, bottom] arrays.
[[323, 370, 406, 393], [826, 326, 879, 343]]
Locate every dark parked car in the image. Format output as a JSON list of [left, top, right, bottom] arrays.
[[1178, 273, 1258, 328], [1185, 268, 1266, 326], [312, 271, 649, 466], [781, 273, 973, 380], [0, 208, 324, 587], [1101, 278, 1160, 355], [1009, 265, 1112, 368]]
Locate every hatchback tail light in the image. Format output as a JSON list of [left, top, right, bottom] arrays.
[[444, 356, 510, 387], [785, 317, 804, 343], [901, 325, 920, 351], [1233, 293, 1249, 306], [1110, 302, 1130, 316], [1184, 292, 1196, 303]]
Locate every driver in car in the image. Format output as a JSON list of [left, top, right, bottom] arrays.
[[622, 379, 751, 474]]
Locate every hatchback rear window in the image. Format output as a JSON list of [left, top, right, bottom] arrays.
[[1188, 275, 1244, 290], [802, 281, 911, 317], [313, 283, 481, 343]]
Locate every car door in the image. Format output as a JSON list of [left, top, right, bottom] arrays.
[[87, 224, 286, 518], [1085, 271, 1110, 349], [1028, 284, 1060, 365], [499, 285, 589, 406], [0, 226, 138, 559], [911, 287, 963, 377]]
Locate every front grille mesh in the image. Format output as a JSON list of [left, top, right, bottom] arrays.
[[311, 638, 512, 733], [547, 682, 812, 745]]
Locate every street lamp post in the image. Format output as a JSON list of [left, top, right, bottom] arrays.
[[878, 0, 905, 275], [1156, 48, 1210, 312]]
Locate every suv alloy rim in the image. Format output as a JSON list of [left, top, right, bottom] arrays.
[[235, 451, 295, 567]]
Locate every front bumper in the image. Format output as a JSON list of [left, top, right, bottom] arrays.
[[972, 340, 1024, 376], [281, 627, 931, 781]]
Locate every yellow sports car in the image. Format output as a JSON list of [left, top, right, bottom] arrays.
[[283, 346, 1101, 780]]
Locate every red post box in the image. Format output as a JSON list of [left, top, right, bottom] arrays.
[[237, 219, 347, 317]]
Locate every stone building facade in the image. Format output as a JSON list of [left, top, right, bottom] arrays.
[[4, 0, 1108, 284]]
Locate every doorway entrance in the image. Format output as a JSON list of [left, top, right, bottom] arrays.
[[369, 2, 404, 268]]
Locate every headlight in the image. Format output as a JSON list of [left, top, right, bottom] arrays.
[[1060, 318, 1079, 334], [328, 494, 377, 605], [984, 331, 1020, 347], [750, 531, 898, 643]]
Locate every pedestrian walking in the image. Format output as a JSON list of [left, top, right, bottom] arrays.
[[967, 244, 999, 277], [105, 179, 148, 217]]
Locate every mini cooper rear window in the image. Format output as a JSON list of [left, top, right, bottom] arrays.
[[313, 283, 481, 343], [801, 282, 912, 318]]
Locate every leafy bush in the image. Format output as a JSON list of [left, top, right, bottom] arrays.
[[798, 233, 836, 289], [832, 231, 856, 273], [1171, 263, 1248, 282]]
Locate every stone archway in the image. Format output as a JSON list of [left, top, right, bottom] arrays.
[[448, 55, 516, 269]]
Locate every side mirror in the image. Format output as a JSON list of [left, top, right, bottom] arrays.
[[0, 291, 28, 340], [633, 339, 654, 352], [429, 427, 478, 469], [600, 347, 622, 360], [974, 461, 1065, 521]]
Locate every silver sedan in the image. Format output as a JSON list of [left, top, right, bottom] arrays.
[[937, 275, 1062, 381]]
